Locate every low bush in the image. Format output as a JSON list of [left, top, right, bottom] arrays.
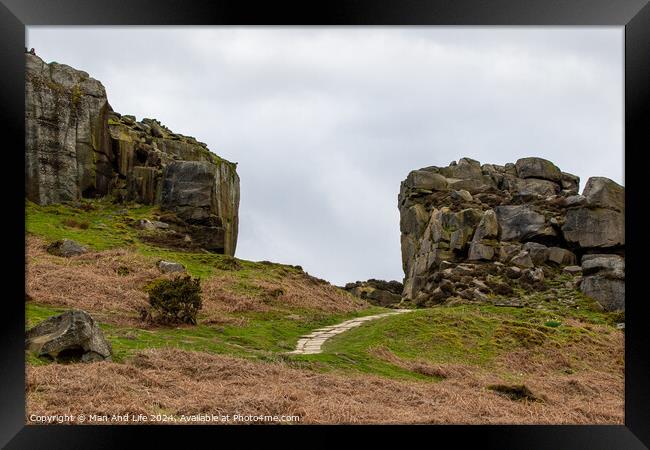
[[214, 256, 242, 271], [142, 276, 202, 325]]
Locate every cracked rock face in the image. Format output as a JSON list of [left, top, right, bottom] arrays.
[[25, 53, 240, 256], [398, 156, 625, 311], [25, 54, 112, 204]]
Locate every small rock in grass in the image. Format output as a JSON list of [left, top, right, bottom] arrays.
[[158, 260, 185, 273], [46, 239, 87, 257], [139, 219, 155, 230]]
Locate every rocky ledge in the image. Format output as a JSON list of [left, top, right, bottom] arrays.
[[25, 53, 240, 255], [398, 157, 624, 311]]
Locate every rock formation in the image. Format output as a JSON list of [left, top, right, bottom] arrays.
[[343, 279, 403, 306], [398, 157, 624, 311], [25, 53, 240, 255], [25, 310, 112, 362], [46, 239, 88, 257]]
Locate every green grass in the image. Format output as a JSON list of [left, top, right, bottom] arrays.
[[26, 199, 153, 251], [25, 199, 621, 382], [26, 199, 300, 280], [26, 303, 388, 364], [25, 298, 617, 381], [26, 200, 391, 368], [26, 303, 67, 328], [284, 302, 620, 381]]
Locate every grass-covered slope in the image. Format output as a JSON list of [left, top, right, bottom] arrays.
[[25, 199, 624, 424], [26, 199, 383, 364]]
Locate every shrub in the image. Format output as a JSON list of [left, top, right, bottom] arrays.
[[215, 255, 241, 271], [143, 276, 202, 325]]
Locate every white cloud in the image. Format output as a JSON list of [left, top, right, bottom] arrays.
[[26, 27, 623, 285]]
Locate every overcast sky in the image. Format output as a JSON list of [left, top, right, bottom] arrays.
[[26, 27, 623, 285]]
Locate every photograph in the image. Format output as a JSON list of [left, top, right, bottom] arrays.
[[20, 25, 628, 427]]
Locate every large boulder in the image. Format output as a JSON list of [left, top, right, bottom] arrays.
[[561, 172, 580, 195], [582, 177, 624, 212], [468, 242, 495, 261], [499, 242, 522, 263], [25, 310, 112, 362], [562, 207, 624, 249], [494, 205, 556, 242], [447, 177, 496, 194], [564, 195, 587, 208], [510, 250, 534, 269], [46, 239, 87, 257], [581, 254, 624, 279], [579, 254, 625, 311], [513, 178, 560, 198], [548, 247, 577, 266], [344, 279, 403, 306], [439, 157, 483, 180], [366, 289, 402, 306], [405, 170, 449, 191], [467, 210, 499, 261], [522, 242, 549, 265], [515, 157, 562, 182], [580, 276, 624, 312], [473, 210, 499, 241]]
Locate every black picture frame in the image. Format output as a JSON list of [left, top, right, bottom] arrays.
[[1, 1, 648, 447]]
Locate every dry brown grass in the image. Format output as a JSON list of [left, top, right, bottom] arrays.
[[273, 275, 367, 313], [201, 273, 365, 315], [369, 346, 475, 379], [26, 347, 623, 425], [26, 236, 367, 327], [26, 236, 159, 325], [25, 235, 622, 424]]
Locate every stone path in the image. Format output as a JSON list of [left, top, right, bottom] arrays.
[[288, 309, 412, 355]]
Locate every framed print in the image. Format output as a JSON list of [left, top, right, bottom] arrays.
[[1, 0, 648, 447]]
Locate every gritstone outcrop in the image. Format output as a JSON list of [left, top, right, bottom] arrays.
[[25, 53, 240, 255], [398, 157, 624, 311]]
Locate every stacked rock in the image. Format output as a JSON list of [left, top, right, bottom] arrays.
[[398, 157, 624, 311]]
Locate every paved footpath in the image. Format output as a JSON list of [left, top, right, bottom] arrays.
[[288, 309, 412, 355]]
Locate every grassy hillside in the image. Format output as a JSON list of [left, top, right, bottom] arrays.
[[26, 199, 384, 363], [25, 199, 624, 424]]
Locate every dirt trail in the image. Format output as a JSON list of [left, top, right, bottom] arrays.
[[288, 309, 412, 355]]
